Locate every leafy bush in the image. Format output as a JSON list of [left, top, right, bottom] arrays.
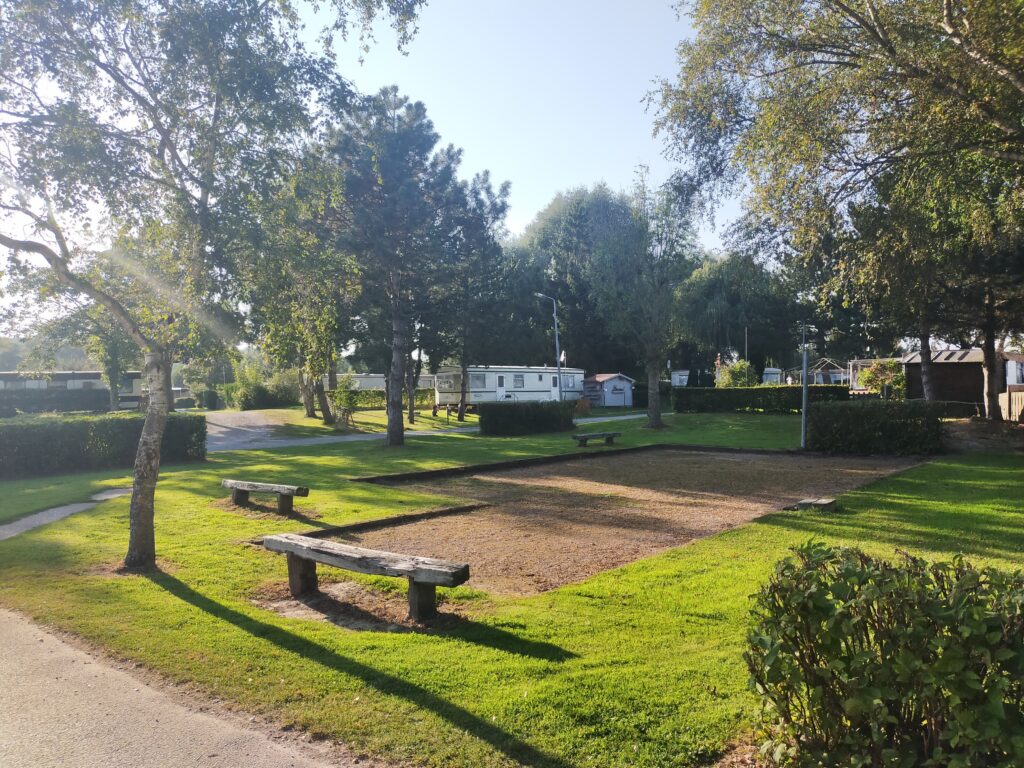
[[478, 400, 575, 436], [574, 396, 592, 416], [174, 397, 196, 409], [327, 387, 434, 410], [196, 389, 220, 410], [748, 543, 1024, 767], [858, 358, 906, 399], [633, 381, 671, 409], [0, 387, 110, 413], [674, 385, 849, 413], [0, 412, 206, 478], [717, 359, 759, 388], [266, 370, 300, 406], [808, 399, 943, 454], [0, 404, 17, 418]]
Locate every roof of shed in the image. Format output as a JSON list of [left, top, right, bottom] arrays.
[[584, 373, 636, 384], [902, 349, 985, 364]]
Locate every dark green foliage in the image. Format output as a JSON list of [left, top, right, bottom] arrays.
[[674, 385, 849, 413], [748, 543, 1024, 767], [229, 383, 295, 411], [174, 397, 196, 409], [808, 400, 943, 454], [0, 387, 110, 413], [634, 382, 671, 409], [197, 389, 220, 410], [0, 412, 206, 478], [478, 401, 576, 436], [331, 389, 434, 410]]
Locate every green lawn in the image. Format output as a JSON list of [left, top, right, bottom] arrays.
[[268, 406, 481, 438], [2, 414, 1013, 767]]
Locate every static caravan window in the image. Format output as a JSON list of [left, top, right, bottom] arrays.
[[551, 376, 558, 387], [497, 375, 505, 387], [562, 374, 575, 388], [513, 374, 524, 388], [538, 373, 544, 382], [470, 373, 486, 389]]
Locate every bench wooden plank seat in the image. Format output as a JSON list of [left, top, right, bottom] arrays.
[[262, 533, 469, 620], [221, 479, 309, 514], [572, 431, 622, 448]]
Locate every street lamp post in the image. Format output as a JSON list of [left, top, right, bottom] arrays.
[[534, 292, 563, 400], [800, 323, 810, 450]]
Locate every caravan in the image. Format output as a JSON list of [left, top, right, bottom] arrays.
[[434, 365, 585, 409]]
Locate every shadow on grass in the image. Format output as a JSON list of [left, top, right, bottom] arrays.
[[151, 571, 573, 768], [288, 588, 576, 661]]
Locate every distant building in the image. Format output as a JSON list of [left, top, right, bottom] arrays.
[[670, 370, 689, 387], [0, 370, 143, 406], [903, 349, 1024, 419], [762, 367, 783, 385], [322, 373, 435, 391], [583, 373, 635, 407], [434, 365, 584, 407]]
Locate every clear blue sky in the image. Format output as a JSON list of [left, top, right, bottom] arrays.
[[322, 1, 735, 249]]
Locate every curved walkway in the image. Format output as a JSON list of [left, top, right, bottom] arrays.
[[0, 609, 371, 768], [0, 489, 131, 542]]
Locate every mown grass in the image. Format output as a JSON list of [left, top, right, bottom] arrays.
[[267, 406, 481, 438], [3, 415, 1012, 767]]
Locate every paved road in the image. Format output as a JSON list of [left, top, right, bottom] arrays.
[[206, 409, 663, 452], [0, 609, 366, 768]]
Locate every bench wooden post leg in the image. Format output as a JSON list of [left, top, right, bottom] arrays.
[[286, 554, 318, 597], [277, 494, 294, 515], [407, 579, 436, 620], [231, 488, 249, 505]]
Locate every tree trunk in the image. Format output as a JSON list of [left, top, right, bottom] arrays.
[[646, 359, 665, 429], [328, 353, 338, 392], [107, 379, 120, 412], [314, 379, 335, 426], [386, 293, 406, 447], [982, 292, 1004, 421], [918, 333, 936, 401], [123, 349, 170, 570], [297, 368, 316, 417]]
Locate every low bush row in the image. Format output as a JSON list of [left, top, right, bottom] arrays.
[[0, 387, 110, 413], [0, 412, 206, 478], [633, 382, 672, 409], [749, 543, 1024, 767], [329, 388, 434, 411], [808, 399, 943, 454], [673, 385, 849, 413], [477, 400, 576, 436]]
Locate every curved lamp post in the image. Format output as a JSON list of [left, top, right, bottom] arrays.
[[534, 292, 563, 401]]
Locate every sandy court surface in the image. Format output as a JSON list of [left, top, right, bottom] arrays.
[[332, 450, 912, 596]]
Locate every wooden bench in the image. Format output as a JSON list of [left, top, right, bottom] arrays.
[[572, 431, 621, 448], [262, 533, 469, 620], [221, 479, 309, 515]]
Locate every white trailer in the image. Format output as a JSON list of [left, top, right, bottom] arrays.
[[434, 365, 585, 408]]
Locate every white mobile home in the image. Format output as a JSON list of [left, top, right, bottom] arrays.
[[583, 373, 635, 407], [434, 365, 584, 407]]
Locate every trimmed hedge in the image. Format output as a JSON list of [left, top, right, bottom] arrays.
[[0, 387, 110, 413], [807, 399, 943, 454], [748, 543, 1024, 767], [478, 400, 576, 436], [174, 397, 196, 409], [328, 388, 434, 410], [0, 411, 206, 478], [633, 382, 671, 409], [673, 385, 849, 413]]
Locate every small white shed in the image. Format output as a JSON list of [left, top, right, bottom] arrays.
[[583, 373, 635, 407]]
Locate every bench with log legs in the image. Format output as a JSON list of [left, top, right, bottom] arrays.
[[221, 479, 309, 515], [262, 533, 469, 620], [572, 431, 622, 448]]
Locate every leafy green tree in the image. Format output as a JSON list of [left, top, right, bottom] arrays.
[[859, 359, 906, 400], [587, 170, 700, 428], [717, 359, 759, 388], [0, 0, 422, 568], [328, 87, 460, 446]]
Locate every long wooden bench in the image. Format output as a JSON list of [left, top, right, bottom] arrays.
[[221, 479, 309, 515], [572, 431, 621, 448], [262, 533, 469, 620]]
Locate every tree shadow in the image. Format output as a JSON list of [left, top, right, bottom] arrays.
[[149, 570, 574, 768], [287, 588, 576, 662]]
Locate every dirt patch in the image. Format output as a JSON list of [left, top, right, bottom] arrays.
[[253, 580, 472, 632], [945, 419, 1024, 453], [329, 451, 911, 596], [713, 744, 761, 767]]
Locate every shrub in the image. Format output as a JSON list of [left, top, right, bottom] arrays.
[[230, 382, 296, 411], [327, 387, 434, 410], [717, 359, 759, 388], [0, 412, 206, 478], [266, 370, 300, 406], [0, 387, 110, 413], [633, 381, 671, 409], [574, 397, 592, 416], [674, 385, 849, 413], [808, 399, 943, 454], [748, 542, 1024, 767], [478, 400, 575, 436], [0, 404, 16, 418], [174, 397, 196, 409], [858, 358, 906, 399], [196, 389, 220, 410]]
